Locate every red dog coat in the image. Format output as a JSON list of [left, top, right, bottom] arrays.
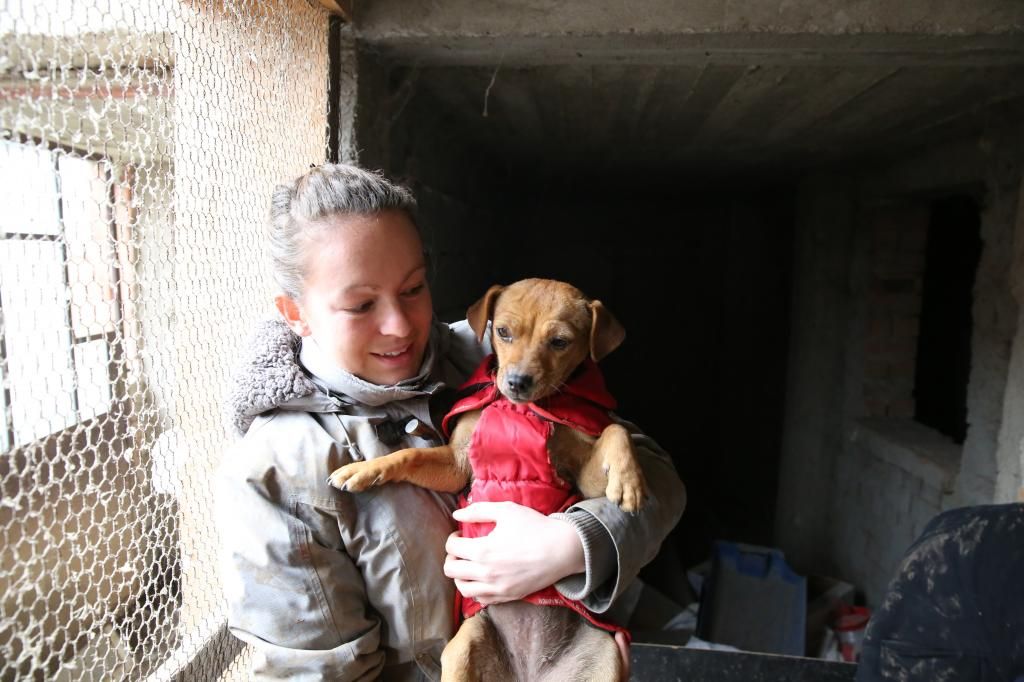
[[442, 355, 628, 638]]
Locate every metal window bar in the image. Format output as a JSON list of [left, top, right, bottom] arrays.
[[53, 148, 83, 421], [0, 283, 13, 451], [104, 161, 125, 413]]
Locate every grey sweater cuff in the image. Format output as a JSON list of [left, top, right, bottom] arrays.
[[550, 509, 615, 601]]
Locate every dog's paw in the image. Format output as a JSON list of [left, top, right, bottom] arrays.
[[605, 464, 648, 513], [327, 460, 391, 492]]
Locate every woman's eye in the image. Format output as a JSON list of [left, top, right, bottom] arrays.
[[345, 301, 374, 314], [550, 337, 569, 350], [496, 326, 511, 341], [402, 283, 425, 297]]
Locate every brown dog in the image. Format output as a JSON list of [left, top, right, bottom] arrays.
[[328, 278, 647, 681]]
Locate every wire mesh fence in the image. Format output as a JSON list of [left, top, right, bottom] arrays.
[[0, 2, 330, 678]]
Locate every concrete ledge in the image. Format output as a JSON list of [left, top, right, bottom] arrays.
[[849, 417, 960, 493], [356, 33, 1024, 67], [355, 0, 1024, 40], [631, 642, 856, 681]]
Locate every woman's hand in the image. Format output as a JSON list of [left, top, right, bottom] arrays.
[[444, 501, 585, 604]]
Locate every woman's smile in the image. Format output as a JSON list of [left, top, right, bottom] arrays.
[[371, 344, 415, 368]]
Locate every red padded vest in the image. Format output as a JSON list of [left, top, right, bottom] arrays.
[[442, 355, 628, 638]]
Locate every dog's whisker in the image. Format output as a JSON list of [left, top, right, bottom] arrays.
[[547, 378, 570, 396]]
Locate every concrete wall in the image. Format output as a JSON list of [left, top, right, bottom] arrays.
[[955, 152, 1023, 506], [832, 419, 958, 603], [1003, 173, 1024, 505], [774, 175, 858, 572], [778, 125, 1024, 605], [351, 52, 507, 321]]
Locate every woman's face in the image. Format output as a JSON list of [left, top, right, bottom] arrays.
[[279, 210, 434, 385]]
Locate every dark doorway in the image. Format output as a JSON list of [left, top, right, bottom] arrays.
[[913, 196, 982, 444]]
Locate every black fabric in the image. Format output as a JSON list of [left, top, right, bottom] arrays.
[[856, 504, 1024, 682]]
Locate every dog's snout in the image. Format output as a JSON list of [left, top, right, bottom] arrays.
[[505, 372, 534, 395]]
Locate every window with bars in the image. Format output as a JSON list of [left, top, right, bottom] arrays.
[[0, 139, 120, 450], [1, 2, 332, 678]]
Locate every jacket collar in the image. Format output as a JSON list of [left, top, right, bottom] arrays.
[[299, 321, 449, 408], [227, 317, 452, 436]]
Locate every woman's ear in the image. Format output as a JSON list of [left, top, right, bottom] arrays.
[[275, 294, 311, 336], [466, 285, 505, 342]]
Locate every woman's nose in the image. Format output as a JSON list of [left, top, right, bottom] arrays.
[[379, 300, 412, 337]]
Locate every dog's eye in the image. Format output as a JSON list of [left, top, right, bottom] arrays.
[[496, 326, 511, 341], [549, 337, 570, 350]]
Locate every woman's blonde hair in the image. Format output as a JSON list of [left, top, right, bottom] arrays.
[[268, 164, 417, 299]]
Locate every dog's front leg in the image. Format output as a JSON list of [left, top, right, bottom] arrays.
[[327, 412, 479, 493], [577, 424, 648, 513], [328, 444, 467, 492]]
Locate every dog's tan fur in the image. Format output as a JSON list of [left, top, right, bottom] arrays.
[[328, 278, 647, 681]]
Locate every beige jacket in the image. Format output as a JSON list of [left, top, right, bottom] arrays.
[[218, 318, 685, 680]]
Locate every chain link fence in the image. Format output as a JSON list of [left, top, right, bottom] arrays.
[[0, 1, 331, 678]]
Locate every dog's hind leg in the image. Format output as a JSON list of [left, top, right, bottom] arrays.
[[539, 625, 621, 682], [441, 612, 513, 682]]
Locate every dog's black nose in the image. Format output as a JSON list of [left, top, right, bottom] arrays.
[[505, 372, 534, 395]]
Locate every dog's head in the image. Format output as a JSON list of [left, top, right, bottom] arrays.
[[466, 278, 625, 403]]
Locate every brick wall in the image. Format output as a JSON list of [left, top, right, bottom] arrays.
[[831, 419, 956, 604], [861, 204, 930, 419], [831, 170, 1019, 606]]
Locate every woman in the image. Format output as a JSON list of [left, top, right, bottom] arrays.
[[218, 164, 685, 680]]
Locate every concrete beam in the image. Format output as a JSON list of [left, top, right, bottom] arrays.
[[355, 0, 1024, 37], [355, 33, 1024, 67], [354, 1, 1024, 66]]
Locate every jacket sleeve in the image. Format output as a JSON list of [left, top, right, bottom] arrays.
[[552, 418, 685, 614], [217, 452, 384, 681]]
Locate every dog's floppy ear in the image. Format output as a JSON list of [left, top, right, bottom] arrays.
[[467, 285, 505, 342], [589, 300, 625, 362]]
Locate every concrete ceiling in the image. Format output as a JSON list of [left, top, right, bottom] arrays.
[[353, 0, 1024, 179], [402, 61, 1024, 178]]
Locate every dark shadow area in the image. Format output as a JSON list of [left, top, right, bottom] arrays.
[[913, 195, 982, 445], [423, 173, 796, 597]]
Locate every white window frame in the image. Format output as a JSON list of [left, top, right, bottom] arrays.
[[0, 137, 123, 450]]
